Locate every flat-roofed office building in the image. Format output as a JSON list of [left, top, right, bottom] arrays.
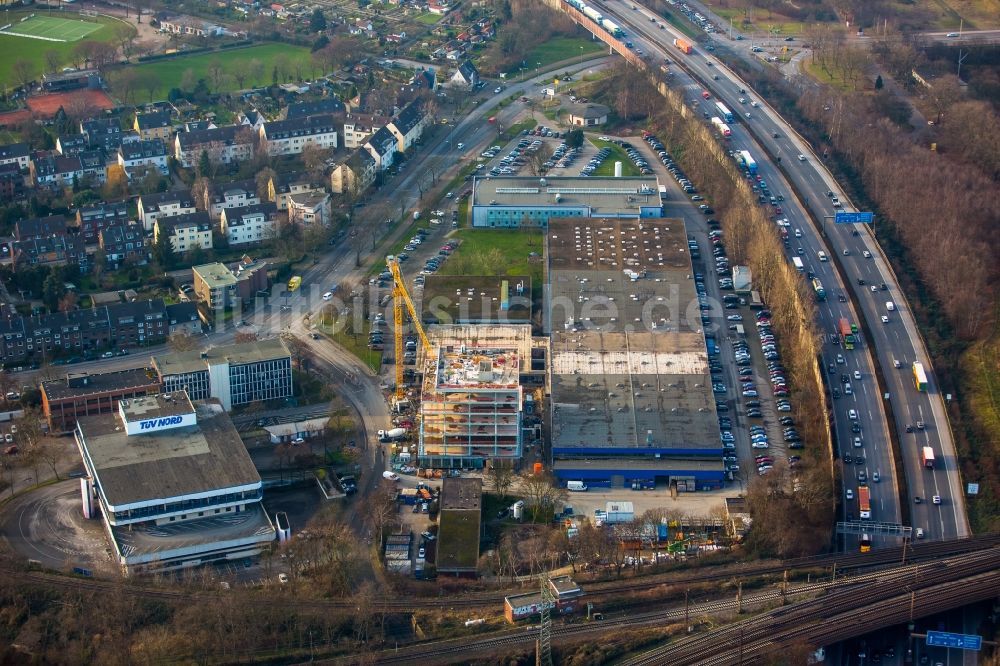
[[74, 392, 275, 574], [152, 338, 292, 410]]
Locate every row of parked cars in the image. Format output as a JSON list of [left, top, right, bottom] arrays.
[[580, 147, 612, 176], [545, 142, 581, 171]]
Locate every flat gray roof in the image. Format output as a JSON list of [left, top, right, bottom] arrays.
[[152, 338, 290, 376], [547, 218, 719, 453], [42, 367, 158, 401], [79, 400, 260, 508], [472, 176, 661, 213], [440, 477, 482, 511], [421, 275, 531, 324]]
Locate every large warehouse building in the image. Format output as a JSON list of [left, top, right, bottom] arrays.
[[470, 176, 663, 228], [74, 391, 275, 574], [546, 218, 725, 490]]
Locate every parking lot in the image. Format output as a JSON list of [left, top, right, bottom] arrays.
[[644, 128, 804, 487]]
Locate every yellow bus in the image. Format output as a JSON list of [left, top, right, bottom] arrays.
[[287, 276, 302, 292]]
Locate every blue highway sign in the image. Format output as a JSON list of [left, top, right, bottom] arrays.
[[834, 211, 874, 224], [926, 631, 982, 650]]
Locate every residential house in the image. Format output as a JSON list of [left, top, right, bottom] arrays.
[[192, 258, 269, 309], [330, 149, 377, 195], [56, 134, 88, 156], [287, 192, 331, 226], [15, 215, 69, 242], [154, 212, 214, 254], [0, 299, 170, 365], [30, 154, 84, 188], [342, 113, 388, 149], [174, 125, 256, 168], [99, 224, 147, 268], [118, 139, 169, 176], [12, 235, 89, 272], [427, 0, 450, 14], [77, 150, 107, 185], [259, 115, 338, 156], [0, 143, 31, 171], [220, 203, 279, 246], [386, 100, 428, 153], [363, 126, 397, 171], [81, 117, 139, 152], [138, 190, 197, 231], [183, 120, 217, 132], [284, 99, 345, 119], [348, 19, 374, 37], [450, 60, 479, 88], [74, 202, 129, 245], [133, 111, 172, 142], [166, 301, 201, 336], [0, 163, 26, 202], [236, 109, 266, 131], [203, 178, 259, 217], [268, 171, 323, 210]]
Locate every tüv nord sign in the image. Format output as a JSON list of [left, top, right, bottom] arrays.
[[124, 411, 195, 435], [140, 416, 184, 430]]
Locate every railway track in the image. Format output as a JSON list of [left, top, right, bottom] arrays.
[[324, 546, 1000, 664], [4, 533, 997, 614], [619, 547, 1000, 665]]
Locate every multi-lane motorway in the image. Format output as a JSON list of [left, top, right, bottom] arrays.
[[590, 0, 967, 541]]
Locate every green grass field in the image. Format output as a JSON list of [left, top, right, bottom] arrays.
[[438, 228, 545, 299], [0, 11, 127, 87], [413, 12, 441, 25], [5, 15, 102, 40], [524, 37, 606, 72], [589, 138, 641, 177], [131, 43, 314, 100]]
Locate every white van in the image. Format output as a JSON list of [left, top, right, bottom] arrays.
[[383, 471, 400, 481], [817, 251, 829, 262], [886, 301, 895, 311], [567, 480, 588, 492]]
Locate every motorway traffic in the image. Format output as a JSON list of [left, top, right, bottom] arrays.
[[588, 0, 966, 542]]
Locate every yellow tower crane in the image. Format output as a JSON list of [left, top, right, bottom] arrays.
[[386, 255, 433, 400]]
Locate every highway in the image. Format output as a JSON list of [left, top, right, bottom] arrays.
[[584, 0, 967, 542]]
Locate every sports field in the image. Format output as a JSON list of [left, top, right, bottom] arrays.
[[131, 43, 313, 100], [1, 15, 102, 41], [0, 11, 127, 88]]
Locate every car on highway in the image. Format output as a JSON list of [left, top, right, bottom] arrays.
[[933, 495, 942, 504], [846, 489, 854, 500], [848, 409, 858, 420]]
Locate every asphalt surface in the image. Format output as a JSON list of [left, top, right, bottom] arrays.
[[596, 0, 967, 542]]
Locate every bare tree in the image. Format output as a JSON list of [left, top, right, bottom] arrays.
[[44, 50, 62, 74], [207, 60, 227, 93], [518, 472, 568, 523], [11, 59, 36, 91], [364, 481, 397, 548], [528, 142, 553, 176], [486, 459, 515, 500]]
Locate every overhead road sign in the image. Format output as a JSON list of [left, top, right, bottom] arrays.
[[926, 631, 982, 650], [835, 211, 874, 224]]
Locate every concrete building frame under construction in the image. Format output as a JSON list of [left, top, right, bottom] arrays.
[[418, 341, 523, 470]]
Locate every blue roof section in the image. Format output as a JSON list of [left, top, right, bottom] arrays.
[[551, 467, 726, 482]]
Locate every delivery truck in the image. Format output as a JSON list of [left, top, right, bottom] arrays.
[[673, 37, 693, 54], [567, 480, 589, 492]]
